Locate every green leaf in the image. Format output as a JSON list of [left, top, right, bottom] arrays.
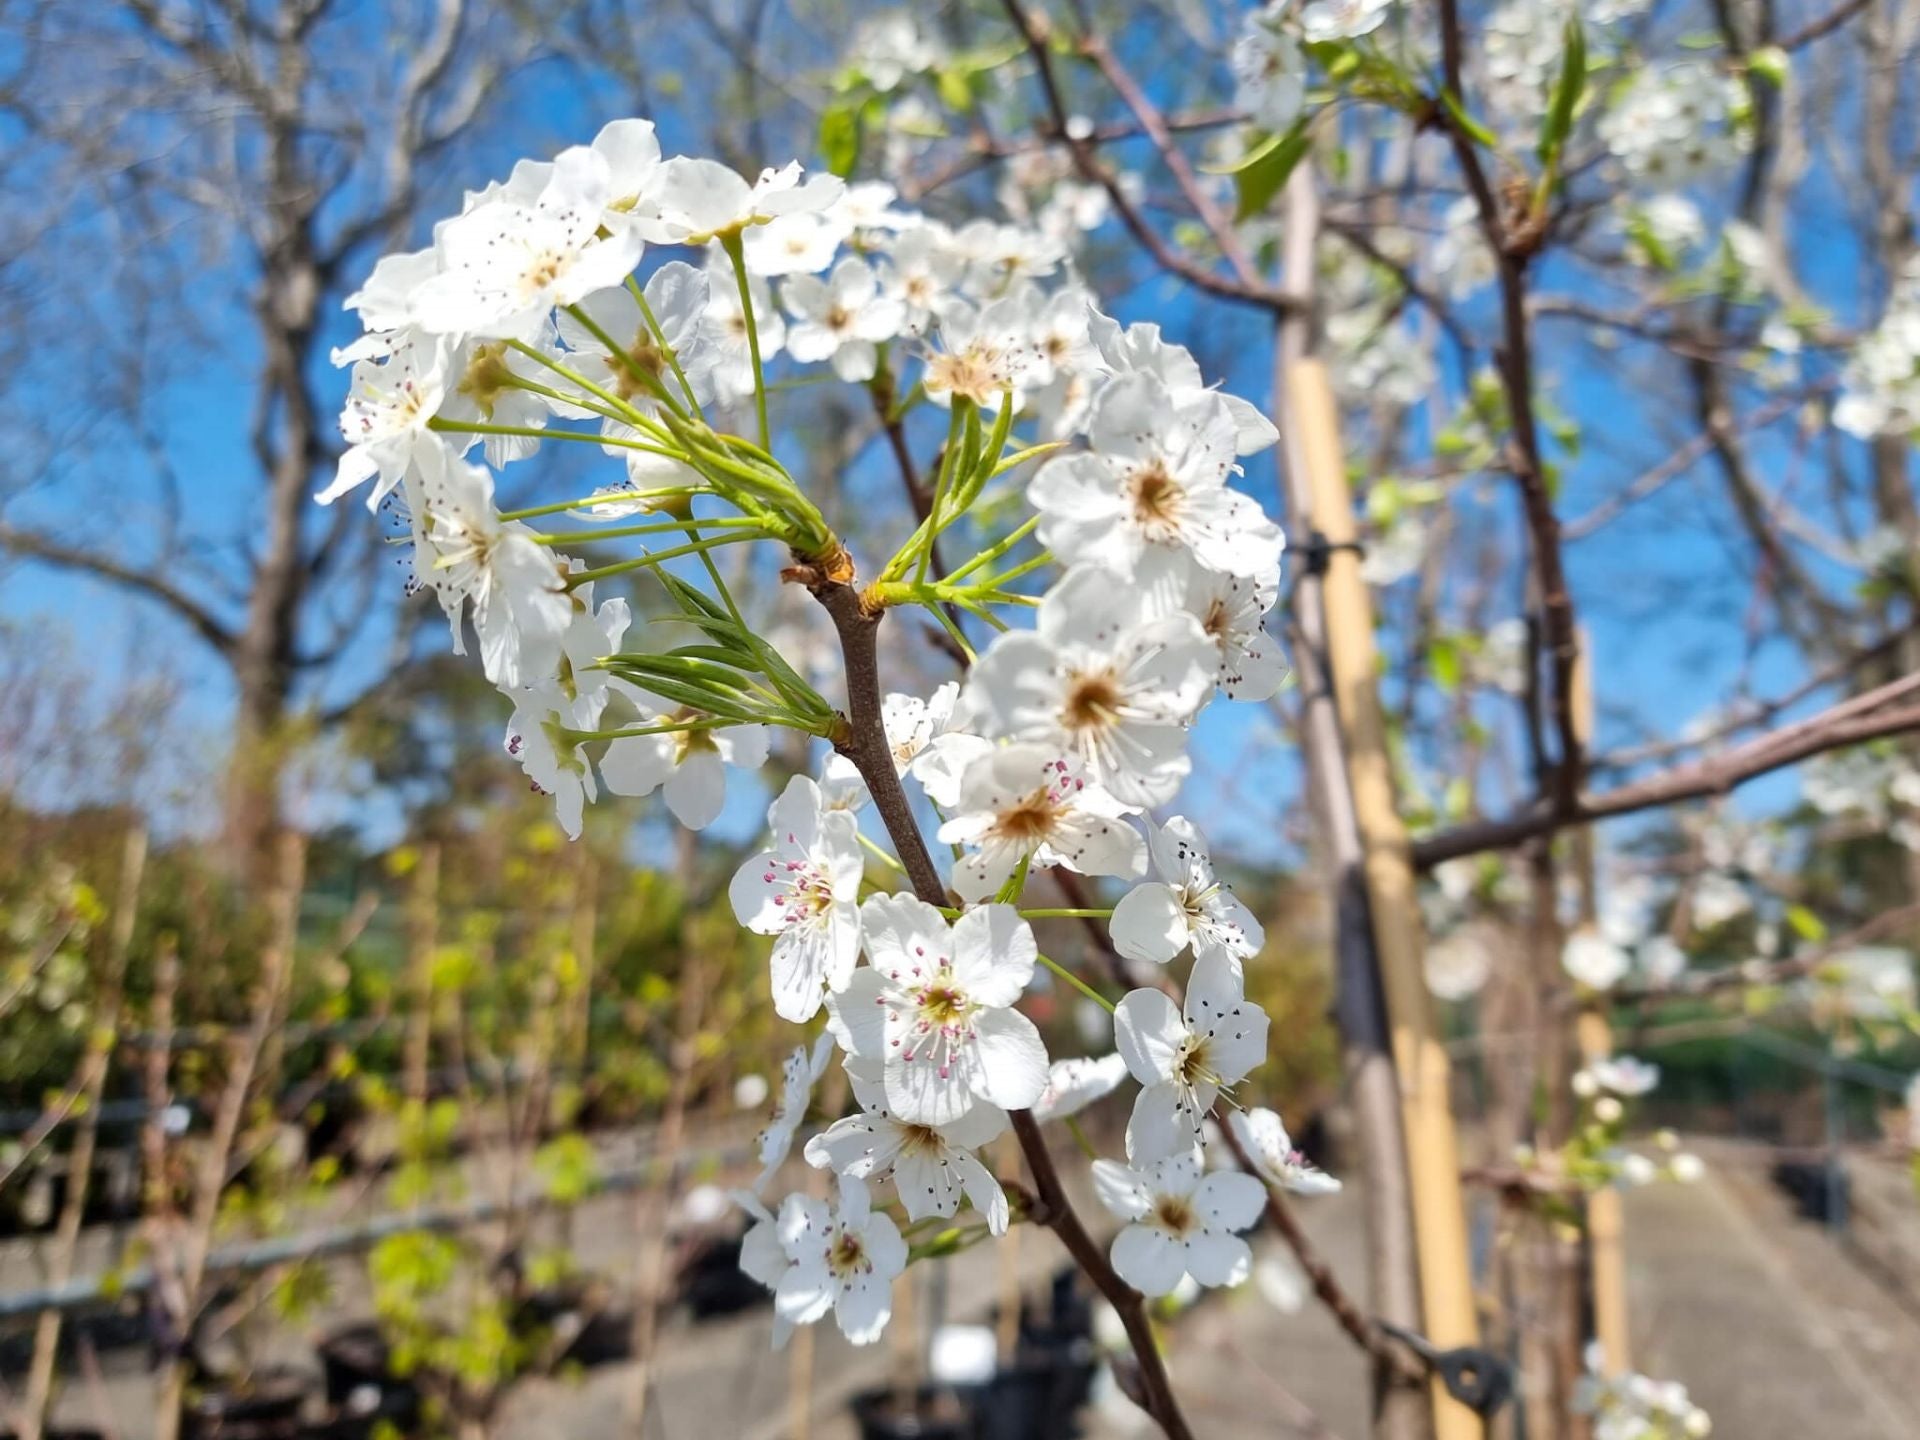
[[1430, 635, 1463, 692], [1537, 17, 1587, 165], [1234, 121, 1312, 222], [819, 102, 861, 179], [1747, 44, 1789, 87], [1784, 903, 1827, 942], [935, 66, 973, 112]]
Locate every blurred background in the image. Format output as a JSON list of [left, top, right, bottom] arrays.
[[0, 0, 1916, 1437]]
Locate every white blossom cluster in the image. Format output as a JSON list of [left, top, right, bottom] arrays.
[[1573, 1345, 1713, 1439], [1835, 256, 1920, 440], [1596, 61, 1750, 186], [324, 119, 1327, 1348]]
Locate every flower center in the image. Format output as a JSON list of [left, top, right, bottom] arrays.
[[991, 788, 1063, 843], [898, 1123, 945, 1157], [1152, 1194, 1197, 1236], [1128, 461, 1185, 528], [612, 334, 669, 401], [1175, 1034, 1218, 1089], [1062, 670, 1123, 733], [459, 343, 517, 416], [1201, 597, 1231, 640], [827, 1228, 870, 1278]]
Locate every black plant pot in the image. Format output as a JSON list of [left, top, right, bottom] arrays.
[[1, 1430, 108, 1440], [679, 1232, 768, 1320], [182, 1367, 312, 1440], [850, 1385, 976, 1440], [314, 1323, 420, 1436]]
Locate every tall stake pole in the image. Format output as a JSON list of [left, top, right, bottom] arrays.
[[1273, 168, 1430, 1440], [1290, 357, 1482, 1440], [1568, 647, 1630, 1378]]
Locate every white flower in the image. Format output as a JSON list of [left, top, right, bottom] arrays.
[[1669, 1153, 1705, 1184], [1585, 1056, 1660, 1098], [744, 210, 852, 278], [782, 257, 906, 382], [1638, 935, 1688, 986], [436, 337, 555, 467], [342, 246, 442, 343], [1299, 0, 1395, 42], [412, 147, 645, 343], [1425, 927, 1493, 1001], [730, 1189, 797, 1345], [1563, 928, 1631, 991], [1597, 62, 1748, 185], [1109, 816, 1264, 970], [1232, 11, 1307, 131], [922, 297, 1042, 409], [883, 683, 992, 809], [323, 334, 450, 507], [953, 219, 1065, 295], [1114, 954, 1270, 1162], [1092, 1149, 1265, 1297], [698, 247, 787, 405], [877, 225, 966, 334], [1031, 375, 1284, 584], [554, 260, 710, 422], [503, 700, 596, 839], [935, 745, 1146, 903], [1031, 1052, 1131, 1123], [1022, 284, 1097, 387], [772, 1177, 907, 1346], [730, 775, 867, 1022], [756, 1034, 835, 1188], [825, 896, 1049, 1126], [805, 1055, 1010, 1233], [965, 564, 1216, 807], [409, 447, 572, 687], [1141, 552, 1288, 703], [644, 157, 844, 244], [1087, 310, 1278, 456], [830, 180, 916, 234], [539, 589, 629, 727], [851, 11, 942, 90], [598, 689, 770, 829], [1229, 1107, 1341, 1195]]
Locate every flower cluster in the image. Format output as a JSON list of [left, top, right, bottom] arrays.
[[1573, 1345, 1713, 1439], [326, 119, 1316, 1352], [1835, 257, 1920, 440]]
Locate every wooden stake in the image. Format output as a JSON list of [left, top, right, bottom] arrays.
[[1291, 358, 1482, 1440]]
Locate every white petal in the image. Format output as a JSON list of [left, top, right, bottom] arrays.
[[1183, 1230, 1252, 1289], [1110, 1223, 1188, 1297], [1110, 883, 1190, 965], [969, 1006, 1050, 1111]]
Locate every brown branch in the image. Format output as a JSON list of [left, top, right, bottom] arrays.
[[0, 522, 236, 656], [1604, 899, 1920, 1010], [1413, 673, 1920, 866], [804, 565, 1195, 1440], [1432, 0, 1584, 813], [997, 0, 1303, 318], [902, 108, 1242, 200], [1219, 1119, 1427, 1386], [1779, 0, 1872, 50]]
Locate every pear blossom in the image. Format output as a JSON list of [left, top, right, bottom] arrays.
[[745, 209, 852, 277], [1299, 0, 1395, 41], [730, 775, 867, 1022], [1228, 1107, 1341, 1196], [1141, 552, 1288, 703], [598, 688, 770, 829], [1114, 954, 1270, 1162], [772, 1177, 907, 1346], [1021, 284, 1097, 386], [1031, 1052, 1130, 1123], [1030, 375, 1284, 584], [1232, 8, 1307, 131], [830, 180, 916, 234], [412, 147, 646, 343], [732, 1189, 798, 1347], [851, 11, 942, 90], [409, 447, 572, 687], [323, 335, 450, 507], [805, 1055, 1010, 1232], [539, 590, 630, 727], [755, 1033, 835, 1188], [935, 745, 1146, 902], [437, 337, 555, 467], [953, 219, 1066, 294], [882, 682, 992, 807], [878, 225, 966, 333], [1563, 928, 1631, 991], [1582, 1056, 1661, 1098], [965, 564, 1216, 807], [1092, 1149, 1265, 1297], [1109, 816, 1264, 970], [922, 297, 1043, 409], [698, 248, 787, 404], [1088, 312, 1279, 456], [644, 157, 844, 244], [503, 700, 597, 840], [825, 896, 1049, 1125], [781, 257, 906, 382], [554, 260, 709, 421]]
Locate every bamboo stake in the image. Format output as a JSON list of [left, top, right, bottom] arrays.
[[17, 823, 147, 1440], [1291, 358, 1482, 1440], [1273, 165, 1430, 1440], [1567, 647, 1630, 1379]]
